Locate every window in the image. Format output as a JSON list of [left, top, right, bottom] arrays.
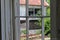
[[20, 6, 26, 16], [29, 8, 41, 16], [20, 7, 46, 17], [19, 0, 50, 40], [1, 0, 51, 40], [20, 0, 50, 40]]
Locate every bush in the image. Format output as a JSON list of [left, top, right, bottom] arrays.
[[35, 7, 50, 36], [44, 18, 50, 36]]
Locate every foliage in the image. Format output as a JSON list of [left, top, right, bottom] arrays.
[[44, 18, 50, 36], [35, 18, 50, 36], [35, 0, 50, 36], [21, 0, 50, 36], [47, 0, 50, 4], [36, 29, 42, 34], [21, 30, 26, 34], [46, 7, 50, 16]]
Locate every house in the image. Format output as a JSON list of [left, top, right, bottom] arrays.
[[20, 0, 49, 30]]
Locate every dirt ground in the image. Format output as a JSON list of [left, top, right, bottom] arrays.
[[20, 37, 50, 40]]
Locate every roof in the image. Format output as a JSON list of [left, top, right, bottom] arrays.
[[20, 0, 49, 6]]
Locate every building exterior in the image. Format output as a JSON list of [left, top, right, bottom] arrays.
[[20, 0, 49, 29]]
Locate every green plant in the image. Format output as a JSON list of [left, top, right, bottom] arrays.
[[44, 18, 50, 36], [36, 29, 41, 34], [34, 6, 50, 36], [21, 30, 26, 34], [35, 18, 50, 36]]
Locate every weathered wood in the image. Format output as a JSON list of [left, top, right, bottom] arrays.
[[51, 0, 60, 40], [1, 0, 6, 40]]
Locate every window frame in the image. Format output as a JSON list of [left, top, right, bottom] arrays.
[[1, 0, 50, 40]]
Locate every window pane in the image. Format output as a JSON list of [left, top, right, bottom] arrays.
[[35, 8, 41, 16], [20, 18, 42, 40], [29, 19, 41, 30], [20, 18, 26, 40], [44, 18, 50, 40], [29, 18, 42, 40], [28, 8, 42, 16], [20, 6, 26, 16]]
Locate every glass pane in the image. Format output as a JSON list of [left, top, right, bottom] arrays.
[[29, 18, 42, 30], [20, 18, 42, 40], [20, 18, 26, 40], [20, 6, 26, 16], [44, 18, 50, 40], [29, 18, 42, 40], [29, 8, 34, 16], [35, 8, 41, 16]]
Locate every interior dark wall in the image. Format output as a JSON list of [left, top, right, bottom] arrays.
[[50, 0, 57, 40], [56, 0, 60, 39], [51, 0, 60, 40]]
